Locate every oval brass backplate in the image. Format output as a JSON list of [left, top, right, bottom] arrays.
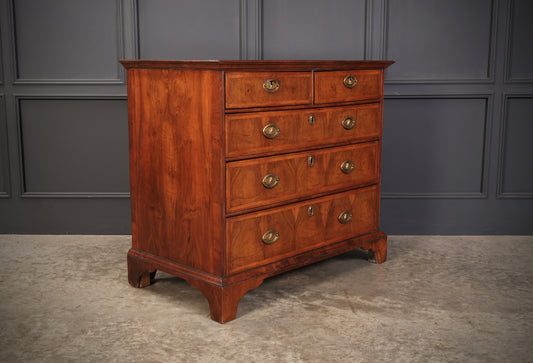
[[342, 116, 356, 130], [262, 123, 280, 139], [340, 160, 355, 174], [343, 75, 358, 88], [262, 173, 280, 189], [262, 230, 279, 244], [338, 211, 353, 224], [263, 78, 280, 93]]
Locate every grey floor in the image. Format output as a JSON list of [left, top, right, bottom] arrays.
[[0, 235, 532, 362]]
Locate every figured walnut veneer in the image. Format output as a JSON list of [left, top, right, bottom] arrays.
[[121, 60, 393, 323]]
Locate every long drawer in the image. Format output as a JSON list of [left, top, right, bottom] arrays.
[[226, 142, 379, 214], [226, 185, 379, 275], [225, 103, 381, 159]]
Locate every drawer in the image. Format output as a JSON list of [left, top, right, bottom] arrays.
[[226, 103, 381, 159], [314, 70, 382, 104], [226, 185, 379, 274], [225, 71, 312, 109], [226, 142, 379, 214]]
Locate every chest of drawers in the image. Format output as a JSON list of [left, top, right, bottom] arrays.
[[121, 60, 394, 323]]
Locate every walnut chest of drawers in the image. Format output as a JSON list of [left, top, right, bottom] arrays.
[[121, 60, 394, 323]]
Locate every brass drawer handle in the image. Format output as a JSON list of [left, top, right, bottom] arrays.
[[340, 160, 355, 174], [343, 75, 358, 88], [262, 230, 279, 244], [263, 123, 280, 139], [342, 116, 356, 130], [262, 173, 280, 189], [263, 78, 280, 93], [338, 211, 353, 224]]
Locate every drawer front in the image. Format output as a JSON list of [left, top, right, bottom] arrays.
[[314, 70, 382, 104], [226, 103, 381, 159], [226, 185, 379, 274], [226, 142, 379, 214], [225, 71, 312, 109]]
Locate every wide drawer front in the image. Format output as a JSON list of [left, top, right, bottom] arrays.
[[226, 185, 379, 274], [226, 142, 379, 214], [225, 71, 312, 109], [226, 103, 381, 159], [314, 70, 382, 104]]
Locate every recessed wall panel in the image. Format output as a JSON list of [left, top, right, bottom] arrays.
[[19, 99, 129, 194], [385, 0, 493, 81], [262, 0, 366, 60], [501, 97, 533, 194], [138, 0, 240, 59], [0, 96, 8, 195], [507, 0, 533, 80], [13, 0, 120, 81], [381, 98, 487, 195]]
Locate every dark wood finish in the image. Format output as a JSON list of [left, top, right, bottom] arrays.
[[121, 60, 393, 323], [225, 103, 381, 159], [226, 142, 379, 214]]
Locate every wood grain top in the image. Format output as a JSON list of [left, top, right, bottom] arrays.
[[120, 60, 395, 71]]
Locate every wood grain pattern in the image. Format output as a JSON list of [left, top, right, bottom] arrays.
[[121, 60, 393, 323], [315, 70, 382, 104], [225, 103, 381, 159], [226, 185, 379, 274], [127, 68, 225, 276], [226, 142, 379, 214], [225, 71, 312, 109]]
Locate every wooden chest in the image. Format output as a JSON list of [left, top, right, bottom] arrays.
[[121, 60, 394, 323]]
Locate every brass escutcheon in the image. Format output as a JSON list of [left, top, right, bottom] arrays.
[[262, 230, 280, 244], [262, 123, 280, 139], [308, 205, 314, 216], [338, 211, 353, 224], [263, 78, 280, 93], [342, 116, 356, 130], [262, 173, 280, 189], [307, 155, 314, 167], [343, 75, 358, 88], [340, 160, 355, 174], [308, 114, 316, 125]]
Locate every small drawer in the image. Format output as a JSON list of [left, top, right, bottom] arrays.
[[225, 71, 312, 109], [226, 103, 381, 159], [226, 185, 379, 274], [314, 70, 382, 104], [226, 142, 379, 214]]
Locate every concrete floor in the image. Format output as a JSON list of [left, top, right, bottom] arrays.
[[0, 235, 531, 362]]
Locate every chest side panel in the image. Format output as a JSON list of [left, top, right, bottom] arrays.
[[128, 68, 225, 275]]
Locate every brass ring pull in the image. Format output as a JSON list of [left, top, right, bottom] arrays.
[[262, 123, 280, 139], [262, 230, 279, 244], [338, 211, 353, 224], [340, 160, 355, 174], [262, 173, 280, 189], [343, 75, 358, 88], [263, 79, 280, 93], [342, 116, 356, 130]]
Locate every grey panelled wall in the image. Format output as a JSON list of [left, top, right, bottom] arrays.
[[0, 0, 531, 234]]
